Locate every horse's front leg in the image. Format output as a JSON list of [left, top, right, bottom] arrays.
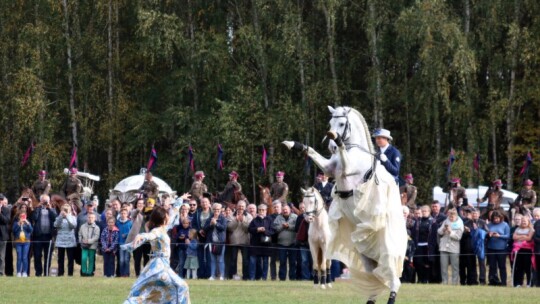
[[282, 141, 336, 176]]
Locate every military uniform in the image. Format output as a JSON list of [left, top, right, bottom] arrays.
[[516, 188, 537, 210], [32, 179, 51, 197], [270, 181, 289, 203], [141, 180, 159, 199], [218, 181, 241, 203], [190, 180, 208, 201], [451, 186, 467, 207], [62, 176, 83, 211]]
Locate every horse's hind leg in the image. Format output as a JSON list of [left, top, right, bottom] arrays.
[[313, 269, 319, 286], [320, 269, 327, 289], [326, 260, 333, 288]]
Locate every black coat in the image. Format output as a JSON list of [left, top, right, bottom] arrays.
[[248, 215, 274, 256], [0, 206, 10, 241], [30, 206, 57, 238]]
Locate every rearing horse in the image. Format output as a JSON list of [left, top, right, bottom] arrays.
[[283, 106, 407, 304]]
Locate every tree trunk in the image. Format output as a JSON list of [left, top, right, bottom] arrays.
[[368, 0, 383, 127], [491, 121, 498, 177], [188, 0, 199, 110], [62, 0, 78, 147], [322, 2, 339, 105], [107, 0, 114, 174], [506, 0, 520, 190], [250, 1, 270, 109], [251, 145, 256, 204]]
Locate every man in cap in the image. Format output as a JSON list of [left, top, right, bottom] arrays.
[[217, 171, 242, 203], [448, 177, 468, 209], [62, 168, 84, 211], [140, 171, 159, 199], [270, 171, 289, 204], [400, 173, 417, 210], [0, 193, 10, 276], [190, 171, 208, 201], [32, 170, 52, 197], [372, 128, 401, 184], [314, 172, 334, 209], [477, 179, 504, 210], [515, 179, 537, 211]]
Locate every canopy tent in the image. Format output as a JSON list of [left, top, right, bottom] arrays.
[[110, 173, 175, 203]]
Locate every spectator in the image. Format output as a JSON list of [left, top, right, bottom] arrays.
[[101, 217, 119, 278], [269, 201, 282, 280], [295, 202, 312, 281], [248, 204, 274, 280], [437, 208, 464, 285], [192, 197, 212, 279], [460, 207, 478, 285], [223, 205, 235, 279], [99, 208, 115, 232], [30, 194, 57, 276], [174, 218, 191, 277], [12, 210, 32, 277], [227, 200, 252, 280], [54, 203, 77, 276], [412, 205, 435, 283], [184, 228, 199, 279], [0, 194, 10, 276], [511, 216, 534, 287], [471, 209, 488, 285], [272, 204, 298, 281], [77, 200, 100, 232], [116, 208, 132, 277], [203, 203, 227, 280], [487, 211, 510, 286], [187, 199, 198, 219], [401, 206, 416, 283], [430, 200, 446, 283], [247, 204, 257, 218], [126, 198, 149, 276], [78, 213, 100, 277], [532, 208, 540, 287]]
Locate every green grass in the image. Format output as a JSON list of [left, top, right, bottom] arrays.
[[0, 277, 538, 303]]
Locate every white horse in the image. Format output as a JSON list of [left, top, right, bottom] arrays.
[[283, 106, 407, 304], [301, 187, 332, 289]]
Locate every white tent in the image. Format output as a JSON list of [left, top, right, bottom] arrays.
[[110, 172, 175, 203]]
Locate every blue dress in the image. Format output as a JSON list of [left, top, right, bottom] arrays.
[[122, 227, 190, 304]]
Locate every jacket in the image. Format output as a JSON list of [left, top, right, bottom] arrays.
[[248, 215, 275, 256], [203, 214, 227, 244], [101, 226, 119, 254], [30, 206, 57, 238], [78, 222, 101, 250], [12, 220, 33, 243], [437, 218, 464, 254], [0, 206, 10, 241], [487, 222, 510, 251], [534, 221, 540, 254], [272, 213, 298, 246], [54, 214, 77, 248], [380, 144, 401, 183], [116, 218, 132, 245], [227, 212, 252, 245]]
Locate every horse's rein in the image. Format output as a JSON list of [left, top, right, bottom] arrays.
[[304, 194, 323, 217]]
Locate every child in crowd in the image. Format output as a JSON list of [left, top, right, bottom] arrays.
[[116, 208, 133, 277], [12, 211, 33, 277], [101, 217, 119, 278], [78, 213, 100, 276], [184, 228, 199, 279], [175, 218, 191, 277]]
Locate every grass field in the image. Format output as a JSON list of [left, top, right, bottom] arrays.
[[0, 277, 538, 304]]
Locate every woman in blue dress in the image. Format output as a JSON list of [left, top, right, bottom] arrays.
[[122, 206, 191, 304]]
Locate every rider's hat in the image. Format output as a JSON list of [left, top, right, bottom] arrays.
[[372, 128, 393, 141]]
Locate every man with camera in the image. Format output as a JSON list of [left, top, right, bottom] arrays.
[[0, 193, 11, 276], [30, 194, 57, 276]]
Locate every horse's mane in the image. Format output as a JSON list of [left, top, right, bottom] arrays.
[[346, 107, 375, 154]]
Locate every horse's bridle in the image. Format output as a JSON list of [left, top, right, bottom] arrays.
[[304, 193, 324, 217], [331, 108, 352, 142]]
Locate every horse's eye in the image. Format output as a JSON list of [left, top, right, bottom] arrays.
[[339, 123, 345, 127]]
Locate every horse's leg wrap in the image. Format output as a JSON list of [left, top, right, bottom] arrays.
[[313, 269, 319, 285], [387, 291, 397, 304], [320, 269, 327, 285], [292, 141, 307, 152], [326, 267, 332, 282]]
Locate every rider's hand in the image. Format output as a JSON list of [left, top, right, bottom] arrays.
[[380, 153, 388, 162]]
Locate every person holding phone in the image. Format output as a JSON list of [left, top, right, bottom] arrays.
[[486, 211, 510, 286], [30, 194, 57, 276], [54, 203, 77, 276], [437, 209, 464, 285], [12, 211, 33, 277]]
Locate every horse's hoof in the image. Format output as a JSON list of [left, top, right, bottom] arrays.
[[281, 141, 294, 150], [326, 131, 338, 140]]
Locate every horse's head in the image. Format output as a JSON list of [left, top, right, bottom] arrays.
[[258, 185, 271, 204], [301, 187, 324, 222], [327, 106, 373, 153]]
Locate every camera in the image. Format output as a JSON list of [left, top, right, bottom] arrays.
[[22, 197, 29, 202]]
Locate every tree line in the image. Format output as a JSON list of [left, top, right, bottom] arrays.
[[0, 0, 538, 205]]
